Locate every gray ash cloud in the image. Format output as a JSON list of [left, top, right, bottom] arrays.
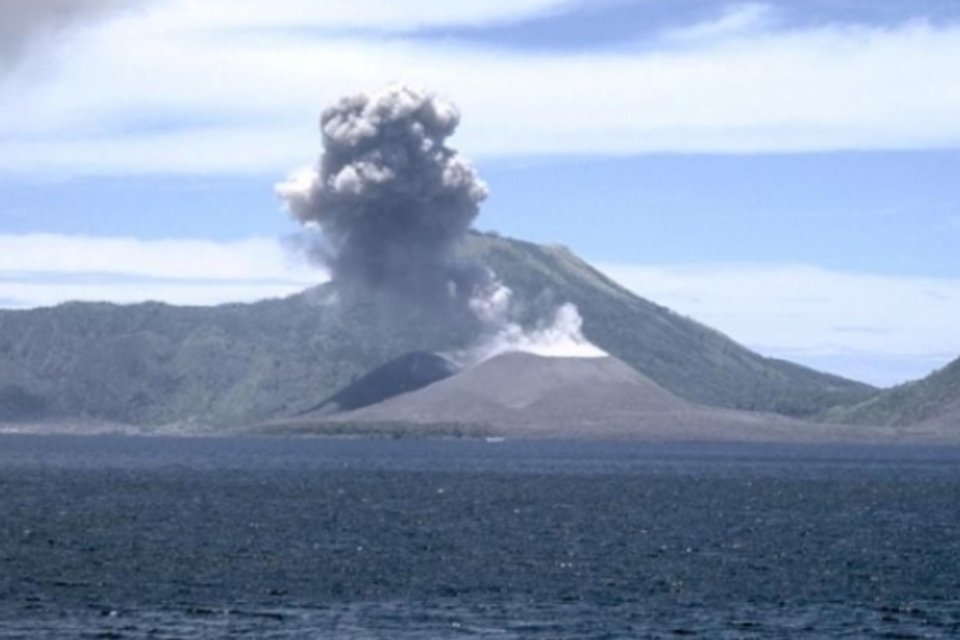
[[277, 84, 489, 305], [277, 84, 603, 362]]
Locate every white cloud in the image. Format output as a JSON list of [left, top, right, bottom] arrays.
[[1, 2, 959, 174], [600, 262, 960, 386], [0, 233, 325, 308], [140, 0, 574, 32], [0, 234, 320, 280], [0, 280, 309, 309], [666, 2, 773, 42]]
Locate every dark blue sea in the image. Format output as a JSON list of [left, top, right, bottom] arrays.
[[1, 434, 958, 638]]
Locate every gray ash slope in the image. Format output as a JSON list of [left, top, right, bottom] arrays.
[[0, 233, 873, 429], [275, 352, 891, 442]]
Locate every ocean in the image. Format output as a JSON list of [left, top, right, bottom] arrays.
[[1, 434, 958, 638]]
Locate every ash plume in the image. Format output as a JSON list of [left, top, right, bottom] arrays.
[[279, 84, 606, 364], [277, 84, 489, 305], [0, 0, 130, 71]]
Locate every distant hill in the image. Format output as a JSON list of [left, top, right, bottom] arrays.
[[824, 356, 960, 430], [0, 233, 872, 429]]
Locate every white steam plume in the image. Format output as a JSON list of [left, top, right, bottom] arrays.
[[453, 289, 608, 365]]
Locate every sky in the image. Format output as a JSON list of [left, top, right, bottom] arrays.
[[0, 0, 958, 387]]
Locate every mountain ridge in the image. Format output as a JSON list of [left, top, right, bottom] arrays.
[[462, 233, 873, 415], [0, 232, 874, 429]]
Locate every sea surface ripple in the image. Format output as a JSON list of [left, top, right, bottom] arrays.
[[1, 435, 958, 638]]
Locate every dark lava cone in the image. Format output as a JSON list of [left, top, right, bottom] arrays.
[[300, 351, 461, 416]]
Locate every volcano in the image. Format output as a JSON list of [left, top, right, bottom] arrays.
[[0, 234, 876, 432], [270, 351, 882, 442]]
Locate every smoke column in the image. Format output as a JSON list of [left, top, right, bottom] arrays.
[[277, 84, 489, 305], [279, 84, 605, 363]]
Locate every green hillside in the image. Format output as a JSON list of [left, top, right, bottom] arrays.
[[0, 233, 873, 427], [823, 357, 960, 428]]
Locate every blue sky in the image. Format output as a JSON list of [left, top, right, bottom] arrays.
[[1, 0, 959, 386]]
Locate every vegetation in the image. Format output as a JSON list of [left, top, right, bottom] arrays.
[[0, 233, 874, 427], [823, 357, 960, 427]]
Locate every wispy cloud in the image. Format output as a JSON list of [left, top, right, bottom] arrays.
[[0, 234, 319, 280], [601, 262, 960, 386], [0, 0, 135, 70], [665, 2, 773, 43], [140, 0, 574, 33], [0, 280, 311, 309], [0, 234, 324, 308], [1, 1, 959, 174]]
